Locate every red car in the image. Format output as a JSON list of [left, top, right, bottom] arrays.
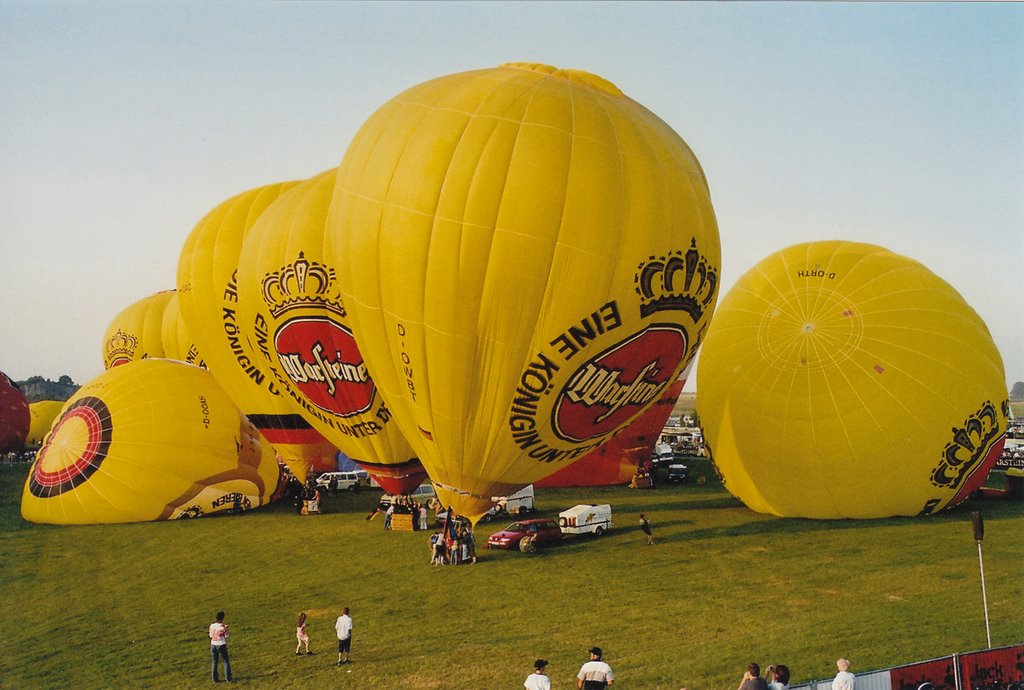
[[486, 518, 563, 550]]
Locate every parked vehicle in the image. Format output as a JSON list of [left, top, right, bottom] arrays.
[[486, 518, 563, 550], [315, 471, 366, 492], [379, 482, 436, 508], [667, 463, 689, 483], [651, 442, 674, 465], [483, 485, 535, 520], [558, 504, 612, 536]]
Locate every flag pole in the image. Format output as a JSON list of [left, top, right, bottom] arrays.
[[972, 511, 992, 649]]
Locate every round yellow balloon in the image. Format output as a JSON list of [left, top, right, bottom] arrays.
[[330, 63, 721, 520], [27, 400, 64, 445], [696, 241, 1009, 519], [236, 169, 424, 493], [21, 359, 282, 525], [177, 182, 339, 482], [102, 290, 173, 368], [161, 291, 207, 369]]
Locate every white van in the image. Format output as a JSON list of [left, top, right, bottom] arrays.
[[558, 504, 612, 536], [379, 482, 436, 507], [483, 485, 535, 520]]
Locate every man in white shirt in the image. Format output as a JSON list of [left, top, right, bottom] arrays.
[[208, 611, 233, 683], [577, 646, 614, 689], [832, 658, 855, 690], [335, 607, 353, 665], [525, 658, 551, 690]]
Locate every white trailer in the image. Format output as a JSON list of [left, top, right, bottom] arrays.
[[558, 504, 612, 536]]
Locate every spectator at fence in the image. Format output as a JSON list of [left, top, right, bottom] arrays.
[[739, 663, 769, 690], [768, 664, 790, 690], [833, 659, 855, 690]]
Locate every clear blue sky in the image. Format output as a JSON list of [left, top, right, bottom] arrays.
[[1, 2, 1021, 391]]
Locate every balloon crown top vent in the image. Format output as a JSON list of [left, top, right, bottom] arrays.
[[104, 329, 139, 360], [634, 240, 718, 322], [260, 252, 346, 319], [501, 62, 623, 97]]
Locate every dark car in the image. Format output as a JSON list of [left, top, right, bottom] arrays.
[[486, 518, 563, 550], [667, 463, 689, 483]]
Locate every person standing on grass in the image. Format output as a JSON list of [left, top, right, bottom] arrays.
[[208, 611, 233, 683], [832, 659, 855, 690], [577, 646, 614, 689], [639, 513, 654, 545], [295, 612, 311, 655], [525, 658, 551, 690], [335, 607, 353, 665]]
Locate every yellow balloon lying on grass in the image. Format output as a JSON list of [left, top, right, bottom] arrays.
[[27, 400, 64, 445], [696, 241, 1008, 519], [102, 290, 174, 368], [177, 182, 339, 482], [330, 63, 721, 520], [236, 169, 425, 493], [21, 359, 282, 525]]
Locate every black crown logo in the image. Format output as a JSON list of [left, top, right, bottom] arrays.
[[261, 252, 345, 319], [635, 240, 718, 321], [931, 400, 1004, 491], [105, 329, 139, 360]]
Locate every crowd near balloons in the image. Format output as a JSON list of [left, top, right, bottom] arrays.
[[5, 62, 1010, 528]]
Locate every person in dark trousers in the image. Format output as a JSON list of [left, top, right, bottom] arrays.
[[639, 513, 654, 545]]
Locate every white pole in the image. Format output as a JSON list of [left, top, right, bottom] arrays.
[[977, 540, 992, 649]]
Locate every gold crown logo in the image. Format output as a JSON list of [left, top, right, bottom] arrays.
[[261, 252, 345, 319], [105, 329, 139, 361], [635, 240, 718, 321]]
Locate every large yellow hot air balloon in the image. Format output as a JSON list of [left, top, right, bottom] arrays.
[[27, 400, 64, 446], [21, 359, 282, 525], [102, 290, 174, 368], [329, 63, 721, 520], [161, 291, 207, 369], [236, 169, 424, 493], [696, 241, 1008, 519], [177, 182, 338, 483]]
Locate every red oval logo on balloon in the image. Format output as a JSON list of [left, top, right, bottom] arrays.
[[273, 317, 376, 417], [553, 325, 687, 443]]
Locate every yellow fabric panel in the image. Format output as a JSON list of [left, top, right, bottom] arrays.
[[330, 64, 720, 521], [697, 241, 1008, 519], [27, 400, 63, 446], [101, 290, 174, 368], [21, 359, 280, 525]]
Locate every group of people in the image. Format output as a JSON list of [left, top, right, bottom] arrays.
[[429, 513, 477, 564], [206, 608, 355, 683], [730, 658, 855, 690], [523, 647, 615, 690], [367, 497, 430, 530]]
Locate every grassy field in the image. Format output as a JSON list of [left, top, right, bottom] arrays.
[[0, 461, 1021, 690]]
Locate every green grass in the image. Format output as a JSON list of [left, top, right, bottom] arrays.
[[1, 463, 1021, 690]]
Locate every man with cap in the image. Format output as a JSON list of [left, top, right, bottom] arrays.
[[525, 658, 551, 690], [577, 647, 615, 689]]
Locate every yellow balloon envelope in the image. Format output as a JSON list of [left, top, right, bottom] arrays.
[[27, 400, 64, 445], [102, 290, 174, 368], [21, 359, 282, 524], [236, 169, 424, 493], [161, 291, 207, 369], [696, 241, 1008, 519], [177, 182, 339, 482], [329, 63, 721, 520]]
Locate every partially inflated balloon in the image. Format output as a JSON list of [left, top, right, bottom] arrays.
[[697, 241, 1008, 519], [177, 183, 338, 482], [236, 170, 424, 493], [330, 63, 720, 520], [27, 400, 64, 445], [1, 372, 30, 453], [161, 291, 207, 369], [21, 359, 282, 524], [102, 290, 173, 368]]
